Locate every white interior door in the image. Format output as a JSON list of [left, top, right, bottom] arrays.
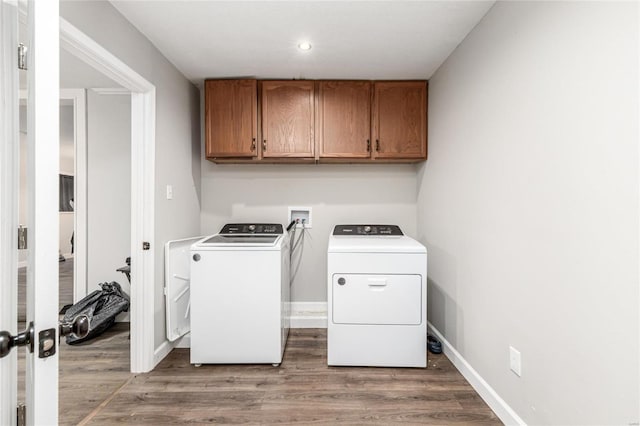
[[25, 0, 60, 423], [0, 1, 20, 424], [0, 0, 60, 424]]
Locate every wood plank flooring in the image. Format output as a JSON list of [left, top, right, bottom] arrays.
[[82, 329, 501, 425], [17, 323, 131, 426], [16, 260, 501, 424]]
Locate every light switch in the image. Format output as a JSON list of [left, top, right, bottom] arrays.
[[166, 185, 173, 200]]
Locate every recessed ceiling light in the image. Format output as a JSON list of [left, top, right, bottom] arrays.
[[297, 42, 312, 51]]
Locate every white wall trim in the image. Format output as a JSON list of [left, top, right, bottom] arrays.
[[174, 333, 190, 349], [130, 89, 156, 373], [59, 20, 153, 93], [290, 302, 327, 328], [427, 322, 526, 426], [153, 340, 173, 367], [91, 88, 131, 96], [60, 17, 156, 373], [59, 88, 86, 304]]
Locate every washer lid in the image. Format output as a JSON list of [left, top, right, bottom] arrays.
[[199, 234, 281, 246], [164, 236, 203, 342]]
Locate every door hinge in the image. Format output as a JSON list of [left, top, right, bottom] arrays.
[[17, 44, 27, 71], [16, 404, 25, 426], [142, 242, 150, 250], [18, 225, 27, 250]]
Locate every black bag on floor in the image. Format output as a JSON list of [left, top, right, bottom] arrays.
[[63, 281, 130, 345]]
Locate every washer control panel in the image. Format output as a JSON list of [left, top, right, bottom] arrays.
[[332, 225, 403, 236], [220, 223, 283, 235]]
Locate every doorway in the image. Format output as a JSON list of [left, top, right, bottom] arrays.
[[59, 16, 157, 374]]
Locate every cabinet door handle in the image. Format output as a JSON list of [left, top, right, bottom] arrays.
[[376, 139, 380, 152], [366, 139, 370, 152], [263, 139, 267, 151], [251, 138, 256, 151]]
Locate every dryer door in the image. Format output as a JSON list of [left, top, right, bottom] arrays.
[[332, 274, 422, 325]]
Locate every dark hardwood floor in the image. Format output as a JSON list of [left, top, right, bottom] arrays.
[[83, 329, 501, 425]]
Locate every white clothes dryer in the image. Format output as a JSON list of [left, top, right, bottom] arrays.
[[190, 223, 290, 366], [327, 225, 427, 367]]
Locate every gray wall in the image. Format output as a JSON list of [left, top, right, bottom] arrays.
[[86, 91, 130, 296], [417, 2, 639, 424], [60, 1, 202, 350], [200, 163, 419, 301]]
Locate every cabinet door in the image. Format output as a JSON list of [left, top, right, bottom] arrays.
[[373, 81, 427, 159], [205, 79, 257, 158], [318, 81, 371, 158], [261, 81, 314, 158]]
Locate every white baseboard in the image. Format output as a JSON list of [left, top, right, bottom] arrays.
[[174, 333, 191, 348], [164, 303, 327, 352], [428, 322, 526, 426], [290, 302, 327, 328], [153, 340, 173, 367]]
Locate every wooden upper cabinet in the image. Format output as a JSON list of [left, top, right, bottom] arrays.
[[261, 81, 314, 158], [372, 81, 427, 159], [205, 79, 257, 158], [318, 81, 371, 158]]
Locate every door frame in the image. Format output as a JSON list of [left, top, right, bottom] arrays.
[[60, 18, 157, 373], [58, 89, 87, 304]]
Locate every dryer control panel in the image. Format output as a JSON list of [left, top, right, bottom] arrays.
[[220, 223, 283, 235], [333, 225, 403, 236]]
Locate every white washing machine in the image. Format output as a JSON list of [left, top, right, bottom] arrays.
[[327, 224, 427, 368], [190, 223, 290, 365]]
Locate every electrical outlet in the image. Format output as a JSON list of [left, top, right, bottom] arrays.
[[288, 206, 312, 229], [510, 346, 521, 377]]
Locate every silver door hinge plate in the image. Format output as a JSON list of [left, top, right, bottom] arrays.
[[18, 44, 27, 71], [18, 226, 27, 250]]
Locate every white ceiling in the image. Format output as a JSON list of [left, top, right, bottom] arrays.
[[110, 1, 494, 83]]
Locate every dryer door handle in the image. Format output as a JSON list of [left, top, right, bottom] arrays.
[[367, 278, 387, 287]]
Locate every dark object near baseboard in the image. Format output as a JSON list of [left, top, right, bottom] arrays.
[[427, 335, 442, 354], [63, 281, 130, 345]]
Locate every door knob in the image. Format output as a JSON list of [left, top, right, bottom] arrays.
[[0, 322, 34, 358], [0, 316, 89, 359], [59, 315, 90, 340]]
